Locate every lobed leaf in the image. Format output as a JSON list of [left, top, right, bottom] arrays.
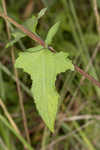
[[15, 49, 74, 131]]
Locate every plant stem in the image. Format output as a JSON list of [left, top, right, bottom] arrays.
[[0, 13, 45, 47], [0, 12, 100, 89]]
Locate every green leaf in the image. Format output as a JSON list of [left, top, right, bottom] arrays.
[[37, 8, 47, 19], [6, 32, 25, 48], [6, 16, 38, 48], [23, 16, 38, 33], [45, 22, 60, 45], [15, 49, 74, 132]]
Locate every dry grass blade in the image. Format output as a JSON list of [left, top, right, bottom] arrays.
[[1, 0, 31, 145]]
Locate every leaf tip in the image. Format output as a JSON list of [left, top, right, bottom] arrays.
[[37, 7, 47, 19]]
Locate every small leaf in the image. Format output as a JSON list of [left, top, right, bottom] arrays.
[[6, 16, 38, 47], [6, 32, 25, 48], [15, 49, 74, 132], [24, 16, 38, 33], [45, 22, 60, 45], [37, 8, 47, 19]]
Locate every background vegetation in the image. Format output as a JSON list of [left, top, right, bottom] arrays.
[[0, 0, 100, 150]]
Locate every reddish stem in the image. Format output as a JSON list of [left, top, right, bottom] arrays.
[[0, 13, 100, 89]]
